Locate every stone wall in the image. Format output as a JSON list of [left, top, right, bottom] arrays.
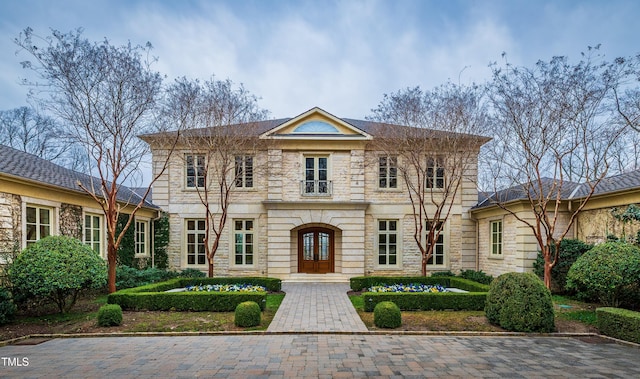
[[0, 192, 21, 256], [60, 203, 83, 240]]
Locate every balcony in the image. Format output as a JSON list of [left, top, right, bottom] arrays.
[[300, 180, 332, 196]]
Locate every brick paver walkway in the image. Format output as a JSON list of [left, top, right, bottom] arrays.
[[267, 283, 368, 332], [1, 334, 638, 377]]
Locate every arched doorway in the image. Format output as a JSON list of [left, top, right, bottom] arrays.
[[298, 227, 334, 273]]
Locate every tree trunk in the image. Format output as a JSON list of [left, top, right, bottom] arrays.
[[543, 252, 553, 290], [208, 259, 214, 278], [107, 243, 118, 293], [421, 255, 427, 276]]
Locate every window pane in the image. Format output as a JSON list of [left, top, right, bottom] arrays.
[[245, 220, 253, 230], [379, 220, 386, 231], [26, 207, 36, 223], [235, 220, 243, 230], [379, 255, 386, 265]]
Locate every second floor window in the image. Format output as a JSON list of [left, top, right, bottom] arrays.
[[186, 154, 205, 188], [304, 156, 330, 195], [379, 156, 398, 189], [235, 155, 254, 188], [426, 156, 445, 189]]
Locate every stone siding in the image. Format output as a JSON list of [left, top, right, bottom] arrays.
[[0, 192, 21, 256]]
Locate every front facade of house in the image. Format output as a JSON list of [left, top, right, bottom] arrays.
[[145, 108, 485, 281], [0, 145, 158, 263]]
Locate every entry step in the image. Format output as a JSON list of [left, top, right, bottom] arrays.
[[284, 273, 351, 283]]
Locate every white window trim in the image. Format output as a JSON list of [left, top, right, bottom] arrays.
[[135, 218, 150, 258], [184, 218, 208, 267], [425, 220, 449, 269], [22, 197, 60, 250], [301, 153, 332, 197], [375, 218, 403, 270], [489, 218, 504, 260], [230, 217, 257, 269], [83, 211, 105, 259], [234, 155, 256, 191], [377, 155, 401, 191], [184, 153, 206, 190]]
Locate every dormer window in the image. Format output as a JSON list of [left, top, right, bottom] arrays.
[[292, 121, 340, 134]]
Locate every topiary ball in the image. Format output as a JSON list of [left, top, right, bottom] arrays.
[[374, 301, 402, 328], [485, 272, 555, 333], [97, 304, 123, 327], [234, 301, 261, 327]]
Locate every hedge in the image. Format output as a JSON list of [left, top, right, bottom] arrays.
[[351, 276, 490, 292], [363, 292, 487, 312], [107, 277, 281, 312], [596, 307, 640, 344]]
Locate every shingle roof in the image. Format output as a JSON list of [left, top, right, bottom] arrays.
[[0, 144, 156, 209], [475, 170, 640, 209]]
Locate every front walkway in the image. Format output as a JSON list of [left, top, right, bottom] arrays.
[[267, 283, 368, 332]]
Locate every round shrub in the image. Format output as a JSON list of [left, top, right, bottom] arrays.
[[485, 272, 555, 333], [97, 304, 123, 327], [533, 239, 592, 293], [8, 236, 107, 313], [0, 287, 16, 325], [566, 242, 640, 307], [374, 301, 402, 328], [234, 301, 261, 327]]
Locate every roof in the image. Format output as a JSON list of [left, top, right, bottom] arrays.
[[475, 169, 640, 209], [0, 144, 156, 209]]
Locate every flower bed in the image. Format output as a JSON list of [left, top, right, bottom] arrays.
[[185, 284, 266, 292], [368, 284, 449, 293]]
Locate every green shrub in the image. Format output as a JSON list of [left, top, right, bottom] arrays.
[[533, 239, 592, 293], [116, 266, 206, 290], [97, 304, 123, 327], [8, 236, 107, 313], [596, 307, 640, 344], [459, 270, 493, 285], [485, 272, 555, 333], [234, 301, 261, 327], [0, 287, 16, 325], [566, 242, 640, 307], [374, 301, 401, 328], [364, 292, 487, 312], [430, 271, 456, 277]]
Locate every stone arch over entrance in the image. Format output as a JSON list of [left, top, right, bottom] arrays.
[[290, 223, 342, 274]]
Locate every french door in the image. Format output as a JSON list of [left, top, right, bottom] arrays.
[[298, 227, 334, 273]]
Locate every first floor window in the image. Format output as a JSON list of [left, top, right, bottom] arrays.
[[26, 205, 52, 246], [84, 214, 101, 254], [235, 155, 254, 188], [234, 219, 254, 265], [186, 154, 206, 188], [378, 220, 398, 265], [426, 221, 445, 266], [186, 219, 206, 265], [490, 220, 503, 256], [135, 220, 148, 256]]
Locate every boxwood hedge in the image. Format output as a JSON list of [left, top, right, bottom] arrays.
[[107, 277, 281, 312], [597, 307, 640, 344], [353, 276, 490, 312]]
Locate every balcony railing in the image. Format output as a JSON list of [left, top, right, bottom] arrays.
[[300, 180, 332, 196]]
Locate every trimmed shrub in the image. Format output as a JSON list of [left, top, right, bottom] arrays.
[[364, 292, 486, 312], [596, 307, 640, 344], [566, 242, 640, 307], [533, 239, 592, 293], [485, 272, 555, 333], [430, 271, 456, 277], [459, 270, 493, 285], [8, 236, 107, 313], [116, 266, 206, 290], [374, 301, 401, 328], [234, 301, 261, 327], [0, 287, 16, 325], [97, 304, 123, 327]]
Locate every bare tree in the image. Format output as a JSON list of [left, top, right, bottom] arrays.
[[15, 28, 180, 293], [368, 83, 489, 275], [485, 50, 630, 289], [162, 77, 269, 277]]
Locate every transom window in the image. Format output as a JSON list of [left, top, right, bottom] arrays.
[[426, 156, 445, 189], [84, 214, 101, 254], [235, 155, 254, 188], [378, 220, 398, 266], [234, 220, 254, 266], [186, 219, 206, 265], [135, 220, 149, 256], [303, 156, 330, 195], [186, 154, 206, 188], [490, 220, 503, 256], [26, 205, 52, 246], [379, 156, 398, 189], [426, 221, 445, 266]]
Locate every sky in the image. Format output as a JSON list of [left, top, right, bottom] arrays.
[[1, 0, 639, 120]]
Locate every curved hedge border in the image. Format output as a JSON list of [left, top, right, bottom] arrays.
[[596, 307, 640, 344], [352, 276, 490, 312], [107, 277, 281, 312]]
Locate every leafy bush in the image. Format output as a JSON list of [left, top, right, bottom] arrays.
[[533, 239, 592, 293], [566, 242, 640, 307], [234, 301, 261, 327], [97, 304, 123, 327], [8, 236, 107, 313], [0, 287, 16, 325], [374, 301, 401, 328], [364, 292, 486, 312], [459, 270, 493, 285], [430, 271, 456, 277], [596, 307, 640, 344], [116, 266, 205, 290], [485, 272, 555, 333]]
